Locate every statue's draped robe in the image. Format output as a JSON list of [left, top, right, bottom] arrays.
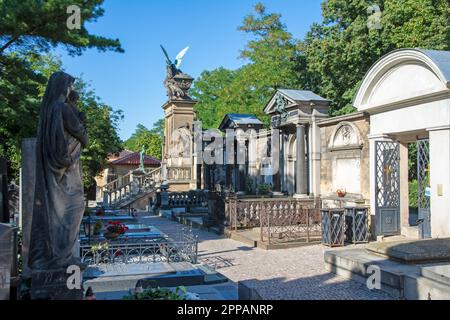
[[29, 72, 88, 270]]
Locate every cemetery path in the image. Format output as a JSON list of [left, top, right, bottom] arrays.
[[140, 215, 395, 300]]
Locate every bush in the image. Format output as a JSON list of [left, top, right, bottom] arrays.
[[409, 180, 418, 208], [124, 286, 187, 300], [257, 183, 270, 196]]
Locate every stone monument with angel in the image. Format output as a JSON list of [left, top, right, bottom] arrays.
[[160, 45, 194, 100]]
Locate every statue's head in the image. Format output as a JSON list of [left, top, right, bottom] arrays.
[[43, 71, 75, 105]]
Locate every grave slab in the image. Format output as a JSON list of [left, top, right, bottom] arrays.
[[366, 238, 450, 263]]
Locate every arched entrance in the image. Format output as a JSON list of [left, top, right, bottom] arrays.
[[354, 48, 450, 239]]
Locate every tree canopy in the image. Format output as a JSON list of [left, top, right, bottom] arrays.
[[123, 121, 164, 160], [0, 0, 124, 190], [0, 0, 123, 55], [190, 1, 450, 126]]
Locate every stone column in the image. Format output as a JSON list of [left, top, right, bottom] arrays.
[[196, 163, 202, 190], [429, 127, 450, 238], [20, 138, 36, 278], [204, 164, 211, 191], [279, 131, 285, 193], [310, 115, 322, 198], [272, 131, 282, 194], [295, 124, 307, 196], [399, 142, 411, 236]]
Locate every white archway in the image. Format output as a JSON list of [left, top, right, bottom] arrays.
[[354, 48, 450, 239]]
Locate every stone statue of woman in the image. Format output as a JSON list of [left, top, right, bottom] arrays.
[[29, 71, 88, 271]]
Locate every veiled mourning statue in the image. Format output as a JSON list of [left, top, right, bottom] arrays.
[[29, 71, 88, 270]]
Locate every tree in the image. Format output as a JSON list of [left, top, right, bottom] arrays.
[[123, 123, 163, 160], [0, 0, 123, 55], [303, 0, 450, 115], [190, 68, 238, 128], [149, 119, 165, 138], [190, 3, 305, 128], [0, 52, 61, 178], [74, 79, 123, 190], [0, 0, 123, 182]]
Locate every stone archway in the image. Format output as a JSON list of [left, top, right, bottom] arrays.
[[354, 48, 450, 239]]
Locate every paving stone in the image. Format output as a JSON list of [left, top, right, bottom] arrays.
[[141, 216, 395, 300]]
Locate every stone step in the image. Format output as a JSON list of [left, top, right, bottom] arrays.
[[324, 249, 450, 299], [366, 238, 450, 263], [189, 207, 209, 214]]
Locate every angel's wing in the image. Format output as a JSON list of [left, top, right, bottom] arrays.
[[175, 46, 189, 69], [160, 45, 171, 65]]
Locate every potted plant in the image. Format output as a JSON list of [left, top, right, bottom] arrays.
[[258, 183, 270, 196], [336, 188, 347, 198]]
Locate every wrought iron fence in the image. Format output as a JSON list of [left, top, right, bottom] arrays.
[[228, 197, 320, 244], [80, 233, 198, 266]]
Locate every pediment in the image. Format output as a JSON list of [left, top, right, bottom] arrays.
[[264, 91, 296, 115]]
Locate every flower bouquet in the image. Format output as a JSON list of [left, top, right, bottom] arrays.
[[104, 221, 128, 240], [336, 188, 347, 198]]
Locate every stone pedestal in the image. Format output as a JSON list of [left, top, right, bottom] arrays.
[[0, 224, 13, 300], [30, 268, 83, 300], [20, 138, 36, 278]]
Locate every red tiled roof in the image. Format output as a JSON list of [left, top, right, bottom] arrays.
[[110, 152, 161, 166]]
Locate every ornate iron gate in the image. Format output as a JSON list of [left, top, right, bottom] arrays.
[[375, 141, 400, 236], [417, 139, 431, 238]]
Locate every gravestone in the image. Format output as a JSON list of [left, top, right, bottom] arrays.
[[0, 224, 13, 300], [20, 138, 36, 278]]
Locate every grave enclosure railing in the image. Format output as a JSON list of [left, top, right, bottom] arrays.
[[228, 197, 321, 244], [80, 232, 198, 266]]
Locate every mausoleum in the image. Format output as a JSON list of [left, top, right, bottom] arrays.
[[354, 48, 450, 239]]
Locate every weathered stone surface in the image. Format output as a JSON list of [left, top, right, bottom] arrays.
[[366, 238, 450, 263], [0, 224, 13, 300], [20, 138, 36, 278], [30, 268, 83, 300]]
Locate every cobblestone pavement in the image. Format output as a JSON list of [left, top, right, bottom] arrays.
[[141, 215, 395, 300]]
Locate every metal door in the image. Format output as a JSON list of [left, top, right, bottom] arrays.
[[375, 141, 400, 236], [417, 139, 431, 238]]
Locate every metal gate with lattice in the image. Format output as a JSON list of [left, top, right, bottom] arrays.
[[375, 141, 400, 236], [417, 139, 431, 239]]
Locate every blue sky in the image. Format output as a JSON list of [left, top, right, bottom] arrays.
[[57, 0, 324, 140]]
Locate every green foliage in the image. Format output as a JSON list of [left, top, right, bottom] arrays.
[[123, 123, 163, 160], [0, 0, 123, 55], [74, 79, 123, 190], [409, 179, 418, 208], [0, 52, 61, 178], [303, 0, 450, 115], [408, 143, 418, 180], [191, 3, 304, 128], [192, 1, 449, 126], [124, 286, 187, 300], [257, 182, 270, 196], [0, 1, 123, 188], [245, 176, 254, 195]]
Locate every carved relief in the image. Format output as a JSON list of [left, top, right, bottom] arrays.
[[329, 121, 363, 150]]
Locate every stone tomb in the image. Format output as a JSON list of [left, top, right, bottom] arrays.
[[318, 112, 370, 208]]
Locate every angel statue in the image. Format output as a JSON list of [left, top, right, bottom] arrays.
[[160, 45, 194, 100]]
